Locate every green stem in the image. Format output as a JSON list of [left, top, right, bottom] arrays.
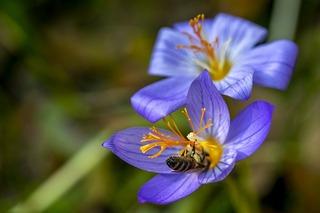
[[225, 177, 252, 213], [269, 0, 301, 40]]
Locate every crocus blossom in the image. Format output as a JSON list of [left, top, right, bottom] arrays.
[[103, 71, 274, 204], [131, 13, 296, 122]]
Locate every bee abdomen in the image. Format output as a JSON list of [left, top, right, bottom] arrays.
[[166, 156, 200, 172]]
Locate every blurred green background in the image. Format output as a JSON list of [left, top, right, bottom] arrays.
[[1, 0, 320, 212]]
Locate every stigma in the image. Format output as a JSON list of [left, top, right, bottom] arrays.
[[140, 107, 223, 168], [177, 14, 232, 81]]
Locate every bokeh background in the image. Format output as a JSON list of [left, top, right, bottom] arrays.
[[1, 0, 320, 212]]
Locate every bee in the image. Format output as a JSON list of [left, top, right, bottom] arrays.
[[166, 143, 210, 172]]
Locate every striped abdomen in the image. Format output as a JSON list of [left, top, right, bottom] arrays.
[[166, 156, 205, 172]]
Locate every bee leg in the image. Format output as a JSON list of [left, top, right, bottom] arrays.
[[191, 142, 196, 156], [180, 148, 187, 157]]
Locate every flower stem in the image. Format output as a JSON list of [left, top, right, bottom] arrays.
[[269, 0, 301, 40], [225, 176, 259, 213]]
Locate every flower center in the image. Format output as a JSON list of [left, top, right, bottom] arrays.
[[177, 14, 232, 81], [199, 139, 223, 168], [140, 108, 223, 168]]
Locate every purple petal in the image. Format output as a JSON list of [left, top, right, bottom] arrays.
[[186, 71, 230, 142], [225, 101, 274, 161], [102, 127, 181, 174], [131, 76, 194, 123], [138, 173, 201, 204], [215, 66, 254, 100], [148, 27, 200, 77], [210, 13, 267, 60], [198, 148, 237, 184], [241, 40, 298, 90]]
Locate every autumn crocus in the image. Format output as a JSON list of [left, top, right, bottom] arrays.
[[131, 13, 296, 122], [103, 71, 274, 204]]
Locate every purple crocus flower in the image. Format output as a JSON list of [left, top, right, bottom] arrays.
[[103, 71, 274, 204], [131, 13, 296, 122]]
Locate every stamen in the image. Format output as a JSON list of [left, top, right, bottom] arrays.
[[169, 115, 185, 138], [176, 14, 232, 81], [177, 14, 219, 71], [140, 108, 213, 160], [199, 108, 206, 129], [181, 107, 213, 135], [191, 108, 213, 135], [195, 119, 213, 135], [140, 127, 188, 158], [181, 108, 195, 131], [141, 127, 174, 142], [162, 117, 184, 138], [140, 142, 170, 158]]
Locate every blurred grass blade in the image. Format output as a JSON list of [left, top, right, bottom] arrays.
[[225, 177, 252, 213], [269, 0, 301, 40], [10, 132, 109, 213]]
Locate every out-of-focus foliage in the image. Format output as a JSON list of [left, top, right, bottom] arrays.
[[0, 0, 320, 212]]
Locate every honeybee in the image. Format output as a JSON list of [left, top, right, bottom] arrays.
[[166, 143, 210, 172]]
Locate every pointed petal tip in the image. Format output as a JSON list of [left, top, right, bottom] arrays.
[[198, 69, 211, 81], [190, 70, 217, 93], [105, 127, 180, 174], [187, 70, 230, 142], [101, 137, 113, 150]]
